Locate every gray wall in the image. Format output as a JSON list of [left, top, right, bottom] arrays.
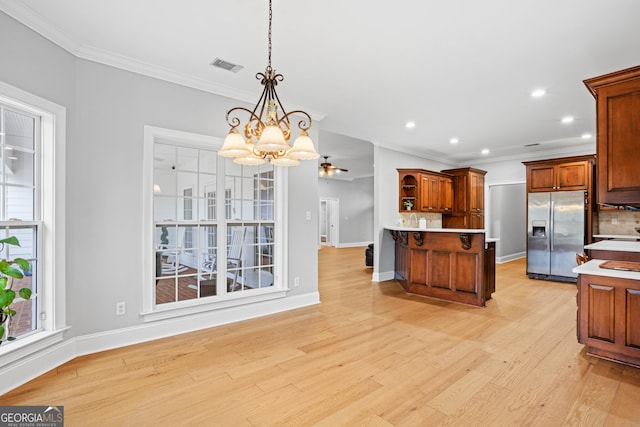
[[489, 183, 526, 262], [319, 176, 374, 246], [0, 11, 319, 338]]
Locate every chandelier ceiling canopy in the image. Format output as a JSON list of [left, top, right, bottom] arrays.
[[218, 0, 319, 166]]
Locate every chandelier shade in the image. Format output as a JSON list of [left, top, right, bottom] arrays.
[[218, 128, 251, 158], [234, 142, 266, 165], [219, 0, 319, 166]]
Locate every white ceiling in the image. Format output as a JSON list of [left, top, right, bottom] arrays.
[[3, 0, 640, 177]]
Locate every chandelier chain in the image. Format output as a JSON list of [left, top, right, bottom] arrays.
[[268, 0, 272, 70]]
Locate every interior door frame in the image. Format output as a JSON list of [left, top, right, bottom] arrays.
[[319, 197, 339, 247]]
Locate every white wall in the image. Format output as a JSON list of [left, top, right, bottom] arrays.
[[318, 176, 374, 246]]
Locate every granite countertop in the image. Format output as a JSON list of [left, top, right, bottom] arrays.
[[584, 240, 640, 253], [573, 259, 640, 280], [386, 226, 486, 234]]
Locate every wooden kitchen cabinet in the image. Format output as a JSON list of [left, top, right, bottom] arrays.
[[441, 167, 487, 229], [397, 169, 452, 213], [420, 172, 453, 213], [398, 169, 420, 212], [523, 156, 594, 193], [584, 65, 640, 205], [577, 272, 640, 368]]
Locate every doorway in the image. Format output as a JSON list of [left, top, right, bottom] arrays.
[[487, 182, 526, 263], [319, 198, 339, 247]]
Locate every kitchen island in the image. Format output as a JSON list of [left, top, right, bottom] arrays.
[[387, 227, 496, 307], [573, 259, 640, 368]]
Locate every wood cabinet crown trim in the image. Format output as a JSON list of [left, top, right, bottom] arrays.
[[584, 65, 640, 98]]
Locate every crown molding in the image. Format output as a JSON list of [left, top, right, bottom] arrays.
[[0, 1, 327, 121], [0, 0, 81, 54]]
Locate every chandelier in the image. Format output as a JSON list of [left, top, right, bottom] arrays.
[[218, 0, 319, 166]]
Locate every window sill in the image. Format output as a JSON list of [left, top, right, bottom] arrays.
[[141, 287, 289, 323], [0, 328, 70, 366]]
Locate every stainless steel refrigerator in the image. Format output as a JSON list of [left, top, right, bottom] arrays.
[[527, 190, 585, 281]]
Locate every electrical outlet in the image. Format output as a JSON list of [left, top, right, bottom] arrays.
[[116, 301, 126, 316], [612, 217, 618, 225], [305, 211, 311, 221], [294, 277, 300, 287]]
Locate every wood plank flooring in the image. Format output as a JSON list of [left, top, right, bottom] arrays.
[[3, 246, 640, 426]]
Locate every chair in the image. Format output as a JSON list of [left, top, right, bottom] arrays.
[[200, 227, 246, 291], [576, 252, 589, 265]]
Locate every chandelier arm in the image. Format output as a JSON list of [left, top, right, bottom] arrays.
[[282, 110, 313, 132], [225, 106, 256, 129], [252, 81, 270, 129]]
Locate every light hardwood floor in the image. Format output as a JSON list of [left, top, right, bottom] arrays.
[[4, 246, 640, 426]]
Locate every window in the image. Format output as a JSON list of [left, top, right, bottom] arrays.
[[0, 81, 66, 353], [0, 104, 38, 342], [142, 126, 285, 318]]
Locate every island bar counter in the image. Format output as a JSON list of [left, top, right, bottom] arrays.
[[387, 227, 496, 307]]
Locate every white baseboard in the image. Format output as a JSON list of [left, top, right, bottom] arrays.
[[497, 252, 526, 264], [336, 241, 372, 248], [0, 334, 76, 396], [75, 292, 320, 357], [372, 270, 395, 283], [1, 292, 320, 395]]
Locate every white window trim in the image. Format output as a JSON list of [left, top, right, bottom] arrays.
[[141, 126, 289, 321], [0, 81, 67, 356]]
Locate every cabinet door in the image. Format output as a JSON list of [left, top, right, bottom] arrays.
[[596, 79, 640, 204], [420, 175, 432, 211], [439, 177, 453, 212], [528, 164, 556, 192], [470, 173, 484, 211], [420, 174, 440, 211], [577, 274, 640, 367], [470, 212, 484, 229], [557, 161, 590, 191]]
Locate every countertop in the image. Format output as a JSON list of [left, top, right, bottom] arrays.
[[386, 226, 486, 234], [584, 240, 640, 253], [385, 226, 499, 242], [593, 234, 640, 240], [573, 259, 640, 280]]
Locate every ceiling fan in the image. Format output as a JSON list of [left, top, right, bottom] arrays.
[[319, 156, 348, 177]]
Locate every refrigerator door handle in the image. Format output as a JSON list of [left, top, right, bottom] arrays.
[[550, 200, 554, 252]]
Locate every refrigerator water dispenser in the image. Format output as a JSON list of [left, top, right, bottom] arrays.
[[532, 220, 546, 237]]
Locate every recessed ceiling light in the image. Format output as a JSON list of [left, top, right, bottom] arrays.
[[581, 133, 592, 139], [531, 89, 546, 98], [481, 149, 490, 155], [405, 121, 416, 129], [449, 138, 459, 144], [561, 116, 574, 124]]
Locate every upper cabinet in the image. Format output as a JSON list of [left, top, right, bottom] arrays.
[[398, 169, 453, 214], [441, 167, 487, 229], [398, 170, 419, 211], [584, 65, 640, 205], [523, 156, 594, 193], [420, 172, 453, 213]]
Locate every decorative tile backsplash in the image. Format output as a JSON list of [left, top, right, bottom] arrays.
[[598, 210, 640, 236], [397, 212, 442, 228]]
